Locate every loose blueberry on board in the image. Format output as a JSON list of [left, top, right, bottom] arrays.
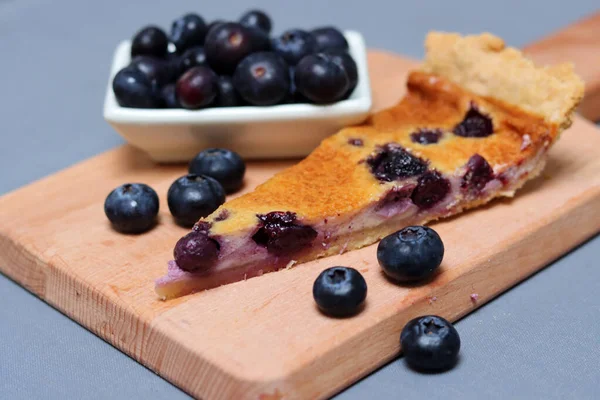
[[205, 22, 270, 75], [189, 148, 246, 193], [214, 76, 243, 107], [313, 267, 367, 317], [272, 29, 318, 66], [453, 103, 494, 137], [311, 26, 349, 52], [131, 26, 169, 58], [233, 52, 290, 106], [179, 46, 208, 74], [295, 53, 349, 104], [113, 66, 162, 108], [411, 171, 450, 209], [167, 174, 226, 227], [170, 13, 208, 53], [129, 56, 169, 88], [161, 84, 180, 108], [104, 183, 159, 234], [377, 226, 444, 282], [239, 9, 272, 35], [324, 50, 358, 98], [367, 143, 428, 181], [252, 212, 318, 255], [400, 315, 461, 371], [176, 66, 218, 109], [174, 230, 220, 272]]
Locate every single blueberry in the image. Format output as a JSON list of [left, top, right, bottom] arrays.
[[295, 53, 349, 104], [214, 76, 243, 107], [377, 226, 444, 282], [411, 171, 450, 209], [167, 174, 226, 227], [189, 148, 246, 193], [400, 315, 461, 371], [252, 212, 317, 255], [461, 154, 494, 193], [272, 29, 318, 66], [233, 52, 290, 106], [367, 143, 428, 181], [176, 66, 218, 109], [239, 9, 272, 34], [324, 50, 358, 98], [112, 66, 162, 108], [206, 20, 225, 35], [453, 103, 494, 137], [170, 13, 208, 53], [205, 22, 270, 75], [311, 27, 349, 52], [410, 129, 443, 145], [161, 84, 180, 108], [174, 230, 220, 272], [179, 46, 208, 74], [129, 56, 169, 88], [131, 26, 169, 58], [104, 183, 159, 234], [313, 267, 367, 317]]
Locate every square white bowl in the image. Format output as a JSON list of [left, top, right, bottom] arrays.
[[103, 31, 372, 163]]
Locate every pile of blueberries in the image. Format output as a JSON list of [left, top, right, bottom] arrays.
[[113, 10, 359, 109]]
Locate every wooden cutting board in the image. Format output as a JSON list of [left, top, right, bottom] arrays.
[[1, 14, 600, 400]]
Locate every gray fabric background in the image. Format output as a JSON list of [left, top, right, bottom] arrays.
[[1, 1, 599, 399]]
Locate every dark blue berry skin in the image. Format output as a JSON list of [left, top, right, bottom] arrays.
[[189, 148, 246, 193], [161, 84, 180, 108], [295, 53, 349, 104], [179, 46, 208, 74], [104, 183, 159, 234], [272, 29, 318, 66], [400, 315, 461, 371], [215, 76, 243, 107], [170, 13, 208, 53], [167, 174, 226, 227], [206, 20, 225, 35], [239, 10, 272, 34], [174, 230, 220, 272], [176, 66, 218, 109], [233, 52, 290, 106], [325, 50, 358, 98], [112, 66, 162, 108], [311, 27, 349, 52], [131, 26, 169, 58], [129, 56, 169, 88], [313, 267, 367, 317], [205, 22, 271, 75], [377, 226, 444, 282]]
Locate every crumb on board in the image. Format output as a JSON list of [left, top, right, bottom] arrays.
[[428, 296, 438, 304], [470, 293, 479, 302], [285, 260, 297, 270]]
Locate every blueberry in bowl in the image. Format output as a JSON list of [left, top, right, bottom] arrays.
[[239, 9, 272, 35], [167, 174, 226, 227], [131, 26, 169, 58], [129, 56, 170, 88], [294, 53, 350, 104], [176, 66, 218, 109], [311, 26, 349, 52], [400, 315, 461, 371], [104, 183, 159, 234], [189, 148, 246, 193], [233, 52, 290, 106], [272, 29, 318, 66], [112, 66, 163, 108], [170, 13, 208, 53], [324, 50, 358, 98], [179, 46, 208, 74], [205, 22, 270, 75], [313, 267, 367, 317], [161, 84, 180, 108], [214, 76, 243, 107], [377, 226, 444, 282]]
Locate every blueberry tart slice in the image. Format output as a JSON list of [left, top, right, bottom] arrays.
[[156, 32, 584, 299]]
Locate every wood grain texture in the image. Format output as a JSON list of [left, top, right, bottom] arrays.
[[1, 50, 600, 400], [525, 11, 600, 121]]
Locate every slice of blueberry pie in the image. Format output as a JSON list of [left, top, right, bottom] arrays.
[[156, 32, 584, 299]]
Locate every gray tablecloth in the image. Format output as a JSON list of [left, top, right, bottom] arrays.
[[1, 1, 599, 399]]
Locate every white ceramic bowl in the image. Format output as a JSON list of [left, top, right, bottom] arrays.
[[103, 31, 372, 163]]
